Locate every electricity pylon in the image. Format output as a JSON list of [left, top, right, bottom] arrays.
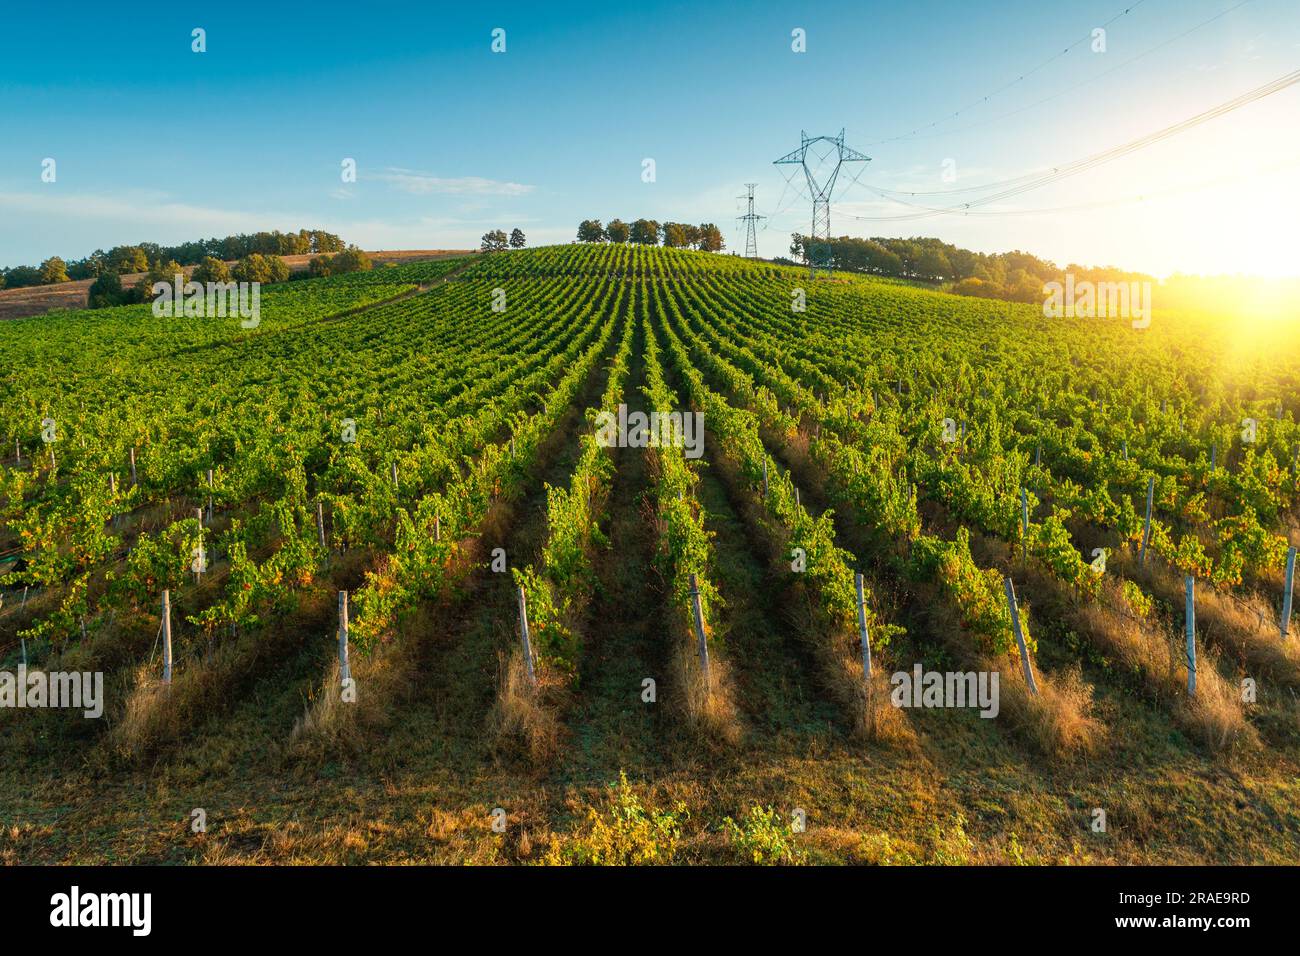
[[773, 129, 870, 275], [737, 183, 764, 258]]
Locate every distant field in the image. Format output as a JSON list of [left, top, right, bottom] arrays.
[[0, 249, 474, 321], [1, 244, 1298, 865]]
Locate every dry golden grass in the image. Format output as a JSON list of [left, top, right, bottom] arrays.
[[968, 530, 1249, 755], [784, 585, 917, 748], [110, 589, 334, 759], [669, 634, 742, 747], [112, 664, 175, 755], [1181, 662, 1260, 753], [1117, 551, 1300, 688], [996, 659, 1103, 757], [113, 632, 283, 758], [850, 663, 917, 746], [919, 589, 1103, 758], [1067, 577, 1257, 753], [288, 628, 419, 758], [487, 650, 562, 766]]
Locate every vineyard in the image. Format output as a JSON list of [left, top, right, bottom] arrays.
[[1, 243, 1298, 865]]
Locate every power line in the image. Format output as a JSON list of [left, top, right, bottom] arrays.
[[837, 67, 1300, 222], [759, 168, 810, 230], [865, 0, 1152, 146], [868, 0, 1257, 193], [834, 154, 1300, 221]]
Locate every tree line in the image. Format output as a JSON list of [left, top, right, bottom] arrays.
[[84, 246, 371, 310], [786, 234, 1152, 303], [576, 219, 724, 252], [1, 228, 347, 291]]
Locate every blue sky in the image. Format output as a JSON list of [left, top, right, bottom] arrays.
[[2, 0, 1298, 275]]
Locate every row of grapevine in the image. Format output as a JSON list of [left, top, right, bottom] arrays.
[[511, 292, 635, 677]]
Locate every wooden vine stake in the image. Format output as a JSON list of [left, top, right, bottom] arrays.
[[316, 500, 327, 548], [337, 591, 351, 685], [855, 573, 872, 680], [689, 573, 711, 687], [130, 447, 137, 486], [161, 590, 173, 685], [195, 507, 205, 582], [1003, 577, 1038, 696], [1140, 477, 1155, 564], [1185, 576, 1197, 696], [1281, 546, 1296, 640], [517, 586, 536, 686]]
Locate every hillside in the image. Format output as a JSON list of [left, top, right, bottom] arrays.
[[1, 243, 1298, 865], [0, 249, 474, 321]]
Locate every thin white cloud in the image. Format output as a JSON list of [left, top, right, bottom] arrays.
[[0, 190, 296, 232], [368, 167, 534, 196]]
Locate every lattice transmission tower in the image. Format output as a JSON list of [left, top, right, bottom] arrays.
[[737, 183, 764, 258], [773, 129, 870, 275]]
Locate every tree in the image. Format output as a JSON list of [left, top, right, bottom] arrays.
[[67, 250, 108, 280], [509, 228, 526, 249], [2, 266, 41, 288], [662, 222, 689, 248], [576, 219, 606, 243], [329, 246, 372, 274], [480, 230, 508, 252], [308, 255, 333, 278], [136, 259, 185, 299], [859, 240, 904, 276], [915, 248, 952, 281], [952, 277, 998, 299], [232, 253, 289, 284], [1007, 269, 1043, 303], [605, 219, 630, 243], [110, 246, 149, 274], [299, 229, 345, 254], [696, 223, 724, 253], [630, 219, 660, 245], [87, 271, 129, 309], [191, 256, 232, 285], [38, 257, 69, 284]]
